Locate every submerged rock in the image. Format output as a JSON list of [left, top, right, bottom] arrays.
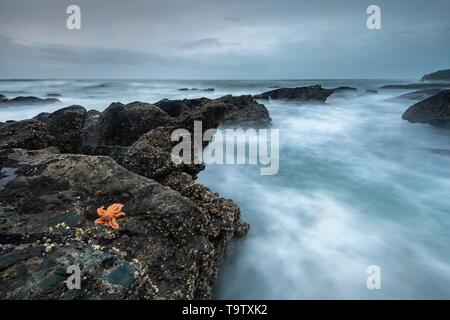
[[0, 148, 247, 299], [332, 86, 357, 92], [254, 85, 334, 102], [0, 96, 60, 105], [402, 90, 450, 126], [388, 89, 443, 102]]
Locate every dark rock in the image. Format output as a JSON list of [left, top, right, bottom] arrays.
[[156, 98, 210, 118], [120, 126, 205, 181], [332, 86, 357, 92], [217, 95, 272, 126], [387, 89, 443, 102], [202, 88, 215, 92], [34, 106, 87, 153], [0, 91, 263, 299], [0, 94, 7, 101], [82, 110, 102, 147], [46, 93, 62, 98], [99, 101, 174, 146], [329, 86, 358, 98], [0, 96, 60, 105], [156, 95, 271, 129], [254, 85, 334, 102], [402, 90, 450, 126], [365, 90, 378, 94], [0, 148, 248, 299], [178, 88, 190, 91], [421, 69, 450, 82], [0, 120, 53, 150], [157, 98, 225, 132]]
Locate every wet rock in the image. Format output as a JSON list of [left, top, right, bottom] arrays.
[[365, 90, 378, 94], [0, 96, 60, 105], [121, 126, 205, 180], [0, 120, 53, 150], [0, 94, 7, 101], [82, 110, 102, 147], [34, 106, 87, 153], [46, 93, 62, 98], [99, 101, 174, 146], [402, 90, 450, 126], [0, 148, 248, 299], [387, 89, 443, 102], [332, 86, 357, 92], [156, 95, 271, 129], [254, 85, 334, 102], [217, 95, 272, 126]]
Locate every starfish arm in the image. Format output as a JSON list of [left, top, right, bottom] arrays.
[[110, 217, 119, 229], [109, 203, 124, 214], [114, 212, 125, 218], [95, 218, 105, 224], [97, 206, 106, 216]]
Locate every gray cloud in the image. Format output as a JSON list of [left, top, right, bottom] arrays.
[[179, 38, 222, 49], [0, 0, 449, 79]]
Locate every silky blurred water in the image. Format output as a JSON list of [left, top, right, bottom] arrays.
[[1, 79, 450, 299]]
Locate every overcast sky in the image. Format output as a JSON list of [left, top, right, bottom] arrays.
[[0, 0, 449, 79]]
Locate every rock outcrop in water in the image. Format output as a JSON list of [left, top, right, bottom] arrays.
[[155, 95, 271, 128], [421, 69, 450, 82], [402, 90, 450, 126], [254, 85, 334, 102], [0, 94, 269, 299], [0, 96, 60, 106], [253, 85, 357, 102], [388, 89, 444, 102]]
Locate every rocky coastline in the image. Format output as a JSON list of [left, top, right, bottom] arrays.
[[0, 95, 270, 299], [1, 80, 449, 300]]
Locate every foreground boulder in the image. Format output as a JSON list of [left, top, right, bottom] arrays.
[[0, 148, 248, 299], [0, 93, 258, 300], [0, 120, 53, 150], [0, 96, 60, 105], [254, 85, 334, 102], [421, 69, 450, 82], [402, 90, 450, 126]]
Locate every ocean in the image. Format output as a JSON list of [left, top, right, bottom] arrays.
[[1, 79, 450, 299]]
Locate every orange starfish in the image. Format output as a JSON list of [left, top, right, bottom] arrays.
[[95, 203, 126, 229]]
